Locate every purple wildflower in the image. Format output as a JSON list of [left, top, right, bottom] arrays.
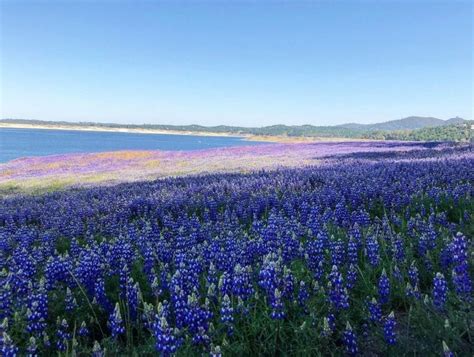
[[343, 322, 358, 356], [432, 273, 448, 309], [383, 311, 396, 345]]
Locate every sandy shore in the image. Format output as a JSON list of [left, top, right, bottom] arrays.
[[0, 122, 244, 138], [0, 123, 373, 144]]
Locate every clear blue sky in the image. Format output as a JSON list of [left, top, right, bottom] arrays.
[[0, 1, 472, 127]]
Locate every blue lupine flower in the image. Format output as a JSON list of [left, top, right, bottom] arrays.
[[125, 278, 139, 320], [328, 265, 349, 311], [270, 288, 285, 320], [432, 273, 448, 309], [56, 318, 71, 352], [78, 321, 89, 337], [297, 281, 310, 312], [94, 277, 112, 313], [451, 233, 472, 299], [366, 235, 380, 267], [1, 332, 18, 357], [383, 311, 396, 345], [378, 269, 390, 304], [321, 316, 333, 337], [392, 234, 405, 263], [367, 297, 381, 323], [346, 264, 358, 290], [408, 262, 419, 287], [343, 322, 358, 356], [65, 287, 77, 312], [220, 294, 234, 335], [0, 282, 12, 320], [153, 316, 181, 356], [405, 282, 421, 300], [282, 267, 295, 298], [330, 238, 345, 267], [232, 264, 254, 300], [393, 264, 403, 282], [347, 236, 358, 265], [27, 336, 38, 356], [109, 303, 125, 338]]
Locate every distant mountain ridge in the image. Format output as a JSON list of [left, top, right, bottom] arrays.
[[0, 116, 470, 141], [337, 116, 467, 131]]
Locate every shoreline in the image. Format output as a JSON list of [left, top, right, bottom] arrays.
[[0, 122, 246, 139], [0, 123, 374, 144]]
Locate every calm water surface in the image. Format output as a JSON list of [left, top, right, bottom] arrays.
[[0, 128, 265, 163]]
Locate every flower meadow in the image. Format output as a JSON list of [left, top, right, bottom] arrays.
[[0, 141, 448, 193], [0, 142, 472, 356]]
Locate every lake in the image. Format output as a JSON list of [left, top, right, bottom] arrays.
[[0, 128, 265, 163]]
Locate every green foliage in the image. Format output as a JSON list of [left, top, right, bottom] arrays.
[[362, 121, 473, 142]]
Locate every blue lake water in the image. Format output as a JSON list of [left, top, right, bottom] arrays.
[[0, 128, 265, 163]]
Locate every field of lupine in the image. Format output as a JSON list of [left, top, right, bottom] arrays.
[[0, 142, 472, 356]]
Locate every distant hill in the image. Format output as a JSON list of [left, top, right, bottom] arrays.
[[362, 121, 473, 142], [1, 116, 471, 141], [338, 116, 467, 131]]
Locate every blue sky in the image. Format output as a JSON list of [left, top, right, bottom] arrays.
[[0, 1, 472, 127]]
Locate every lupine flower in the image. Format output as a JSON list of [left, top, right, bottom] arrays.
[[346, 264, 358, 290], [330, 238, 345, 267], [0, 282, 12, 320], [378, 269, 390, 304], [270, 288, 285, 320], [220, 294, 234, 335], [367, 297, 381, 323], [343, 322, 358, 356], [392, 234, 405, 263], [78, 321, 89, 337], [94, 277, 112, 313], [153, 316, 181, 356], [328, 265, 349, 310], [393, 264, 403, 282], [408, 262, 419, 287], [56, 318, 71, 352], [26, 279, 48, 335], [383, 311, 396, 345], [451, 233, 472, 299], [42, 332, 51, 349], [366, 235, 380, 267], [405, 282, 421, 300], [65, 287, 77, 312], [232, 264, 254, 300], [109, 303, 125, 338], [297, 281, 309, 312], [125, 279, 140, 320], [27, 336, 38, 357], [432, 273, 448, 309], [282, 267, 295, 298], [1, 332, 18, 357], [347, 236, 358, 265], [321, 316, 333, 337]]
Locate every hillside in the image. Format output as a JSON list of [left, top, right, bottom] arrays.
[[0, 117, 470, 141], [339, 116, 466, 131], [362, 121, 473, 142]]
